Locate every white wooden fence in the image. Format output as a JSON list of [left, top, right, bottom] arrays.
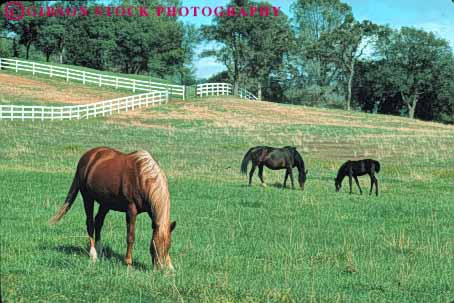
[[196, 83, 257, 101], [0, 91, 168, 121], [0, 58, 185, 99]]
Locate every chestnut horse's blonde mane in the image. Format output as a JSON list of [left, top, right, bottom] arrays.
[[132, 150, 170, 226]]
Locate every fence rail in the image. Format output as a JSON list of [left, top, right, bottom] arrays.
[[196, 83, 257, 101], [0, 91, 168, 121], [0, 58, 185, 99]]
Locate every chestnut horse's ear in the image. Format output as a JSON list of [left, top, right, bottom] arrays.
[[170, 221, 176, 232], [152, 221, 158, 230]]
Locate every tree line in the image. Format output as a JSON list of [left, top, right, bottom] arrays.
[[1, 0, 453, 123]]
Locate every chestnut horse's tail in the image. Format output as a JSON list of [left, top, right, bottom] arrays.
[[49, 172, 79, 225], [241, 148, 254, 175]]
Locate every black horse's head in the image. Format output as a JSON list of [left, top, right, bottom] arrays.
[[334, 178, 341, 192]]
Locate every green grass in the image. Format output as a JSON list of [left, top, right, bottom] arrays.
[[1, 98, 454, 302]]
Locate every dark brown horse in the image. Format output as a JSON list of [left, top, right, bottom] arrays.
[[49, 147, 176, 270], [241, 146, 308, 189], [335, 159, 381, 196]]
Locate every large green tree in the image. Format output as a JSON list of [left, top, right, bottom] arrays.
[[203, 0, 292, 100], [289, 0, 353, 104], [375, 27, 452, 119]]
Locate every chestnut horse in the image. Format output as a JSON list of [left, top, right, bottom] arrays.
[[49, 147, 176, 270]]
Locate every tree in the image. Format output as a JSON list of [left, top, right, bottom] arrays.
[[35, 19, 65, 62], [375, 27, 452, 119], [289, 0, 353, 104], [313, 19, 378, 110], [203, 0, 292, 100]]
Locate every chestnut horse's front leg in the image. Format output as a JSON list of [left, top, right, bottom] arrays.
[[125, 206, 137, 266]]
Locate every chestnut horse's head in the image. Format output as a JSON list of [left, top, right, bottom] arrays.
[[151, 221, 176, 270]]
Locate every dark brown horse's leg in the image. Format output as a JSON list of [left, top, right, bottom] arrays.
[[94, 205, 109, 257], [125, 206, 137, 266], [283, 170, 289, 188], [353, 176, 362, 195], [258, 165, 265, 186], [82, 195, 96, 262], [348, 171, 353, 194], [249, 164, 257, 186], [288, 167, 294, 189]]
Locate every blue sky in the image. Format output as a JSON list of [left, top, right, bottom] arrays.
[[179, 0, 454, 79]]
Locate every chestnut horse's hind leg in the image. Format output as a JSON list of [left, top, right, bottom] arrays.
[[94, 205, 110, 258], [82, 195, 96, 262], [124, 206, 138, 266]]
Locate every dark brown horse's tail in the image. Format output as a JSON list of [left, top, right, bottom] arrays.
[[49, 173, 79, 225], [241, 148, 253, 175]]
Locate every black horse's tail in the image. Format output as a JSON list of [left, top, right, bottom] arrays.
[[374, 161, 381, 174], [49, 172, 79, 225], [241, 148, 254, 175]]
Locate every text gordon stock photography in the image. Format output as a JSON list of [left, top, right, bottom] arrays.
[[0, 0, 453, 302]]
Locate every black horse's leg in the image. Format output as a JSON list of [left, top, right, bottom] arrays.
[[348, 170, 353, 194], [369, 174, 374, 195], [283, 170, 289, 188], [94, 204, 110, 257], [353, 176, 362, 195], [249, 164, 257, 186], [374, 176, 379, 196], [288, 167, 295, 189], [258, 165, 265, 186], [82, 194, 96, 261]]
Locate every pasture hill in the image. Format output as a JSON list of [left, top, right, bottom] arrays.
[[1, 70, 454, 302]]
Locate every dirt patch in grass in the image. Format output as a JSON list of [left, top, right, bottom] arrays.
[[0, 73, 129, 105]]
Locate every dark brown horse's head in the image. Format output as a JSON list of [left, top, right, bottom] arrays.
[[298, 169, 308, 190], [151, 221, 176, 270]]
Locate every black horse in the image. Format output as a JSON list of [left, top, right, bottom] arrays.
[[241, 146, 308, 190], [335, 159, 380, 196]]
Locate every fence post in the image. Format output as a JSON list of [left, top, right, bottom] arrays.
[[15, 60, 18, 72], [133, 79, 136, 93], [182, 86, 185, 101], [50, 65, 53, 77], [99, 74, 102, 87]]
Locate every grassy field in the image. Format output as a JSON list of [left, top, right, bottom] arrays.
[[1, 80, 454, 302]]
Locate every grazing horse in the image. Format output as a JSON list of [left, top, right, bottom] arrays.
[[334, 159, 381, 196], [241, 146, 308, 190], [49, 147, 176, 270]]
